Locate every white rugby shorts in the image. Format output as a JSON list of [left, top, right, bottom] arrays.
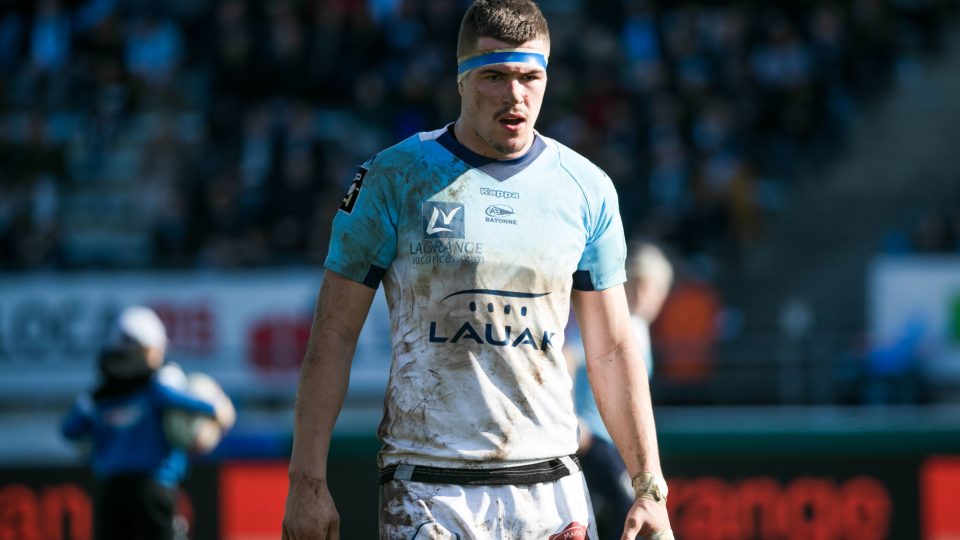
[[379, 471, 597, 539]]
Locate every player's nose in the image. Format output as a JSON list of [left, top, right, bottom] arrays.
[[504, 79, 525, 104]]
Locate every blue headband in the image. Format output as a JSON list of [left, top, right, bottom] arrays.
[[457, 49, 549, 80]]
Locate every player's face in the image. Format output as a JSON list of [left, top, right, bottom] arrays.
[[456, 37, 548, 160]]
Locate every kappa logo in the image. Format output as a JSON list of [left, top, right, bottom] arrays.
[[480, 187, 520, 199], [549, 522, 588, 540], [422, 201, 465, 239]]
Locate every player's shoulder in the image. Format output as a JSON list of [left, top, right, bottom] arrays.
[[361, 131, 431, 175], [153, 362, 187, 389], [539, 134, 605, 176], [338, 130, 447, 214], [538, 133, 614, 195], [151, 363, 189, 393]]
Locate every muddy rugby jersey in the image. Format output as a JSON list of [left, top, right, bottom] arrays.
[[325, 125, 626, 468]]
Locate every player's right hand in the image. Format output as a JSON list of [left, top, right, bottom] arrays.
[[282, 473, 340, 540]]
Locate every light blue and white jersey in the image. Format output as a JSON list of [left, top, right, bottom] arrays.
[[325, 125, 626, 468]]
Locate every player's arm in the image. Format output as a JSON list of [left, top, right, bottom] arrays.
[[61, 394, 95, 440], [282, 270, 376, 540], [152, 366, 236, 434], [152, 380, 217, 417], [572, 285, 671, 540]]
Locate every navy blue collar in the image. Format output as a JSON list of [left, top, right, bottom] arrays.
[[437, 124, 546, 182]]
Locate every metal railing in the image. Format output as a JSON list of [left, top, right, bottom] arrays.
[[648, 332, 934, 406]]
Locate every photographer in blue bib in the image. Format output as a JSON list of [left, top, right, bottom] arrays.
[[62, 306, 235, 540]]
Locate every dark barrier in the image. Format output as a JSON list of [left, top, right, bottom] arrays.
[[3, 435, 960, 539], [0, 465, 219, 540], [663, 457, 907, 540]]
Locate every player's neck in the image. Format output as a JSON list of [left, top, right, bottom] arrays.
[[452, 119, 534, 161]]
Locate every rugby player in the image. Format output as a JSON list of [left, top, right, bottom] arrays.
[[282, 1, 673, 538]]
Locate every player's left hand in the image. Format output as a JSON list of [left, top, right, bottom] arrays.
[[620, 497, 672, 540]]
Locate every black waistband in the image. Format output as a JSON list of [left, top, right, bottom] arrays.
[[379, 455, 581, 486]]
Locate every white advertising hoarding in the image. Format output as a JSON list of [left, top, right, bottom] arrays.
[[0, 271, 391, 402], [869, 256, 960, 382]]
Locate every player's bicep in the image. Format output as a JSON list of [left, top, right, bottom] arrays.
[[571, 286, 636, 362], [308, 270, 378, 352]]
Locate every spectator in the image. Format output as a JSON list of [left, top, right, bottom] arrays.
[[567, 242, 674, 539], [0, 0, 953, 269]]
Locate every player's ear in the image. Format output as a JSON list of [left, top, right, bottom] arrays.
[[458, 80, 465, 95]]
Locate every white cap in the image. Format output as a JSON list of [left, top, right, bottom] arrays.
[[106, 306, 168, 350]]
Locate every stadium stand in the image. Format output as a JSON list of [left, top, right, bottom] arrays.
[[0, 0, 955, 270], [1, 0, 958, 406]]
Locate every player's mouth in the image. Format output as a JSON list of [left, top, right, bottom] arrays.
[[498, 114, 526, 132]]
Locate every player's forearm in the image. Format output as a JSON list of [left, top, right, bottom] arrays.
[[288, 324, 356, 481], [587, 341, 663, 478], [288, 272, 376, 484]]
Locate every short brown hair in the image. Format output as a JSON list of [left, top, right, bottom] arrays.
[[457, 0, 550, 60]]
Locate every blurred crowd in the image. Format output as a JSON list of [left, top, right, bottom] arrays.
[[882, 192, 960, 254], [0, 0, 955, 270]]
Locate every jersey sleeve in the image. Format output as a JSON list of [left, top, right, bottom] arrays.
[[61, 393, 95, 440], [151, 378, 217, 417], [573, 173, 627, 291], [323, 157, 399, 288]]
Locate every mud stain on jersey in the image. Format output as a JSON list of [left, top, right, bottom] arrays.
[[390, 366, 450, 448], [483, 404, 525, 462], [406, 158, 448, 203], [445, 176, 468, 202], [377, 398, 392, 441], [394, 325, 418, 357], [488, 428, 512, 461], [531, 362, 545, 386]]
